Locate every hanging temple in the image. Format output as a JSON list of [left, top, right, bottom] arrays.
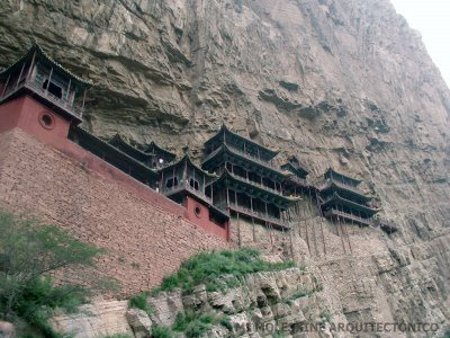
[[0, 45, 398, 242]]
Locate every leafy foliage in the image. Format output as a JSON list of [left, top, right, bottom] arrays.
[[173, 311, 217, 338], [0, 211, 104, 336], [157, 248, 295, 293], [151, 325, 175, 338], [128, 292, 154, 316]]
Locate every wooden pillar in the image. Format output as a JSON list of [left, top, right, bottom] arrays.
[[265, 202, 268, 217], [160, 171, 164, 192], [81, 88, 87, 111], [66, 79, 72, 103], [252, 217, 256, 242], [202, 175, 206, 194], [250, 197, 254, 212], [257, 147, 261, 160], [226, 188, 230, 205], [211, 184, 214, 202], [45, 67, 54, 96], [183, 158, 188, 183]]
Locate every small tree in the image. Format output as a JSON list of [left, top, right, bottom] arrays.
[[0, 210, 104, 335]]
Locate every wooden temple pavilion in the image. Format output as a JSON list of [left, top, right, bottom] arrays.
[[318, 168, 378, 226], [202, 125, 298, 230], [0, 44, 91, 124], [109, 134, 176, 169], [281, 155, 310, 195], [157, 154, 230, 235]]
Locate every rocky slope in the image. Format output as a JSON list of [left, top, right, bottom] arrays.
[[1, 0, 449, 337]]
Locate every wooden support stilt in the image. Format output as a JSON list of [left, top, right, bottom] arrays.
[[337, 215, 347, 254], [315, 190, 327, 257], [308, 188, 318, 257], [267, 221, 273, 250], [237, 212, 241, 248], [252, 217, 256, 242], [343, 206, 353, 254]]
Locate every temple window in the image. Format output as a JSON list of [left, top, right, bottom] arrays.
[[189, 178, 200, 190], [42, 79, 63, 99], [166, 176, 178, 188]]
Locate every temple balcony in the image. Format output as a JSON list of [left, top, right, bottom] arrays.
[[216, 202, 290, 230], [319, 192, 378, 216], [162, 180, 212, 204], [1, 75, 85, 121], [220, 168, 287, 198], [323, 209, 373, 227]]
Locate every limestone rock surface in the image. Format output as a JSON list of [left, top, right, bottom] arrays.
[[1, 0, 449, 337]]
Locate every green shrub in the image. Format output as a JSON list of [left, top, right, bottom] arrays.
[[152, 325, 175, 338], [173, 311, 219, 338], [0, 211, 104, 337], [158, 248, 295, 293], [219, 316, 233, 331], [128, 292, 154, 316]]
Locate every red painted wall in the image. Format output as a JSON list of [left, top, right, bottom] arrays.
[[0, 96, 70, 145], [185, 196, 229, 240]]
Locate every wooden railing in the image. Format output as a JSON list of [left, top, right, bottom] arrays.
[[216, 202, 290, 229], [226, 170, 286, 197], [0, 77, 84, 118], [324, 209, 372, 226], [162, 181, 212, 203]]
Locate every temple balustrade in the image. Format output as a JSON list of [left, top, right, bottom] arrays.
[[323, 209, 372, 227]]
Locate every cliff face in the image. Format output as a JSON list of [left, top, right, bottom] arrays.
[[1, 0, 449, 336]]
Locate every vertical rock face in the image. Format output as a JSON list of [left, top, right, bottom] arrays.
[[1, 0, 449, 336]]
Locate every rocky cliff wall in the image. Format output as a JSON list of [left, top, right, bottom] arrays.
[[0, 0, 449, 336]]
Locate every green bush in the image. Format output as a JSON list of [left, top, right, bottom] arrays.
[[152, 325, 175, 338], [0, 211, 104, 337], [128, 292, 154, 316], [158, 248, 295, 293], [173, 311, 223, 338]]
